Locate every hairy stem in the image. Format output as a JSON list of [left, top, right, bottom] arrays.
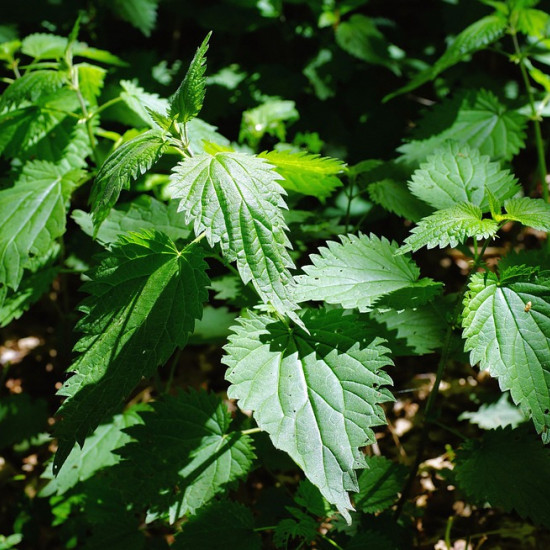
[[394, 238, 491, 519], [511, 30, 548, 202]]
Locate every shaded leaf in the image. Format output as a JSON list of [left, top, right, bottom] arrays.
[[454, 426, 550, 527], [72, 196, 191, 246], [110, 0, 160, 37], [355, 455, 408, 514], [54, 232, 209, 471], [459, 394, 527, 430], [0, 70, 66, 109], [172, 500, 261, 550], [116, 390, 255, 521]]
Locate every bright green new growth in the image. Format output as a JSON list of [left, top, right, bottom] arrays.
[[0, 160, 78, 291], [399, 202, 499, 254], [169, 32, 211, 124], [258, 150, 344, 200], [498, 197, 550, 231], [295, 233, 442, 311], [408, 142, 519, 211], [54, 232, 209, 471], [223, 309, 393, 522], [462, 270, 550, 443], [91, 129, 168, 226], [169, 151, 300, 322]]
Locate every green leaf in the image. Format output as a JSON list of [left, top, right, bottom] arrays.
[[21, 33, 68, 58], [240, 99, 299, 147], [371, 302, 449, 355], [189, 305, 238, 344], [0, 70, 66, 109], [368, 179, 433, 222], [335, 14, 399, 73], [0, 160, 77, 290], [169, 32, 211, 124], [72, 196, 192, 246], [116, 390, 255, 521], [294, 479, 334, 517], [385, 14, 508, 100], [274, 508, 319, 548], [54, 232, 209, 471], [0, 394, 48, 450], [295, 234, 442, 312], [119, 79, 169, 128], [91, 129, 168, 226], [223, 309, 393, 522], [0, 266, 58, 327], [41, 405, 145, 497], [173, 500, 261, 550], [355, 455, 408, 513], [399, 202, 499, 254], [408, 142, 519, 211], [459, 393, 527, 430], [499, 197, 550, 230], [454, 426, 550, 527], [186, 117, 230, 154], [462, 270, 550, 442], [169, 152, 300, 322], [77, 63, 106, 105], [258, 150, 344, 200], [110, 0, 160, 37], [398, 90, 527, 165]]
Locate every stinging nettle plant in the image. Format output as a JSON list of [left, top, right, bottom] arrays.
[[3, 0, 550, 547]]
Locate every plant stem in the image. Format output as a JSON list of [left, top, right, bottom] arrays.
[[241, 427, 262, 436], [91, 96, 124, 118], [319, 534, 345, 550], [511, 30, 548, 202], [164, 349, 182, 394], [394, 238, 490, 519], [71, 68, 101, 167]]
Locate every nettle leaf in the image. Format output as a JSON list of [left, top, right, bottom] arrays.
[[274, 508, 319, 548], [386, 13, 508, 100], [408, 142, 519, 211], [186, 118, 230, 154], [499, 197, 550, 231], [0, 266, 58, 327], [169, 32, 211, 124], [335, 14, 399, 73], [90, 129, 168, 226], [295, 234, 442, 312], [399, 202, 499, 254], [258, 150, 344, 200], [41, 405, 145, 497], [169, 152, 300, 321], [0, 70, 66, 109], [371, 302, 449, 355], [119, 79, 169, 128], [116, 390, 255, 522], [368, 179, 433, 222], [0, 160, 77, 290], [110, 0, 160, 37], [77, 63, 106, 105], [173, 500, 261, 550], [454, 426, 550, 528], [355, 455, 408, 514], [240, 99, 299, 146], [21, 33, 68, 58], [73, 196, 192, 247], [398, 90, 527, 165], [459, 393, 527, 430], [223, 309, 394, 522], [54, 232, 209, 471], [462, 270, 550, 442], [0, 394, 49, 450]]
